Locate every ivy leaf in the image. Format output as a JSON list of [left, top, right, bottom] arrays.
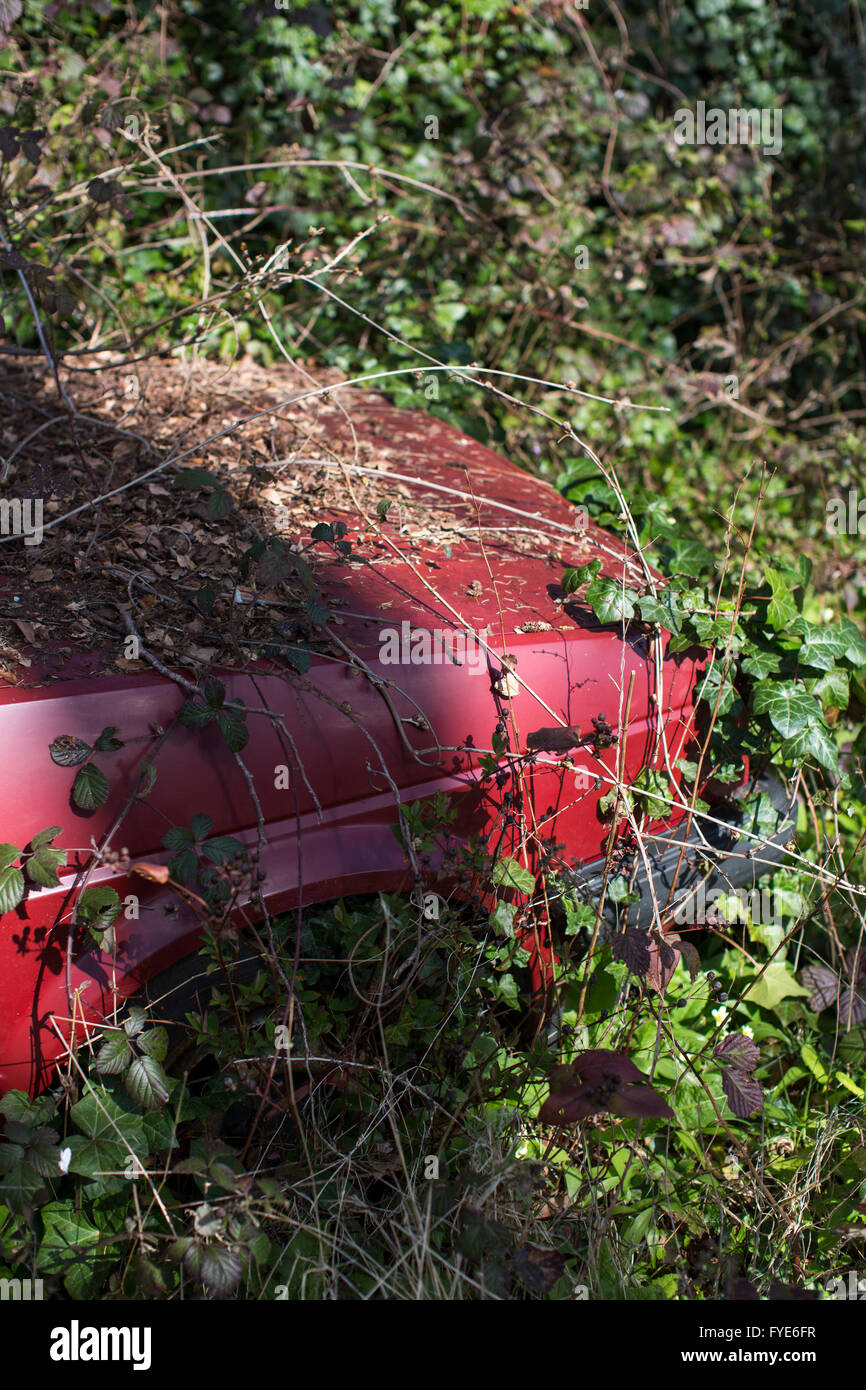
[[561, 560, 601, 594], [50, 735, 92, 767], [765, 568, 799, 631], [491, 857, 536, 895], [631, 770, 671, 819], [798, 624, 849, 672], [637, 589, 683, 635], [126, 1055, 170, 1109], [780, 723, 837, 772], [752, 681, 820, 738], [735, 791, 782, 842], [741, 646, 782, 680], [810, 667, 849, 710], [585, 576, 637, 624], [721, 1068, 763, 1118], [72, 764, 110, 811], [489, 900, 516, 937], [837, 617, 866, 666]]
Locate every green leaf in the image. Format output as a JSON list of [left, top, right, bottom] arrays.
[[744, 961, 810, 1012], [837, 617, 866, 667], [95, 1029, 133, 1075], [30, 825, 63, 849], [765, 568, 799, 631], [138, 1026, 169, 1063], [491, 857, 536, 895], [631, 769, 671, 819], [38, 1199, 118, 1296], [77, 886, 121, 930], [563, 898, 596, 936], [208, 488, 233, 520], [174, 467, 220, 488], [123, 1008, 148, 1038], [811, 667, 849, 709], [49, 735, 92, 767], [93, 726, 122, 752], [162, 825, 194, 851], [561, 560, 601, 594], [196, 585, 216, 614], [72, 763, 109, 810], [780, 723, 838, 772], [200, 835, 243, 865], [735, 791, 782, 842], [190, 813, 213, 842], [752, 681, 821, 737], [0, 861, 25, 913], [203, 677, 225, 708], [179, 699, 214, 730], [585, 576, 637, 624], [218, 706, 249, 752], [741, 647, 782, 680], [126, 1055, 170, 1109], [184, 1241, 244, 1296], [489, 900, 516, 937], [799, 623, 849, 672], [26, 844, 65, 887], [168, 847, 199, 887], [257, 540, 292, 587]]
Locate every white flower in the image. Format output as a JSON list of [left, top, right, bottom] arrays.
[[741, 1024, 754, 1040], [711, 1006, 730, 1029], [58, 1146, 72, 1175]]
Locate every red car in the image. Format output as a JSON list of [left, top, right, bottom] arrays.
[[0, 381, 789, 1096]]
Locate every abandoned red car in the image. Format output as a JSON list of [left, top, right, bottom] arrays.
[[0, 361, 790, 1096]]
